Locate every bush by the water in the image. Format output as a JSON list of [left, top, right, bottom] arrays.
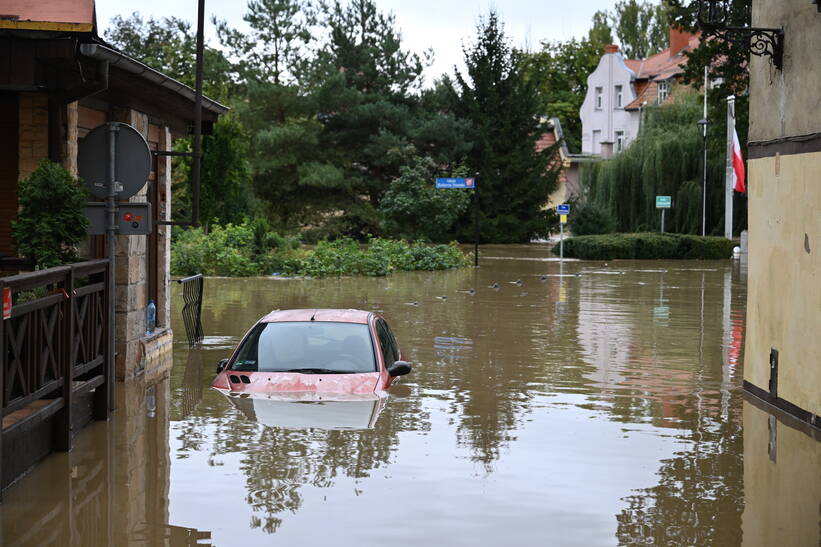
[[172, 220, 469, 277], [554, 233, 735, 260], [568, 202, 617, 236]]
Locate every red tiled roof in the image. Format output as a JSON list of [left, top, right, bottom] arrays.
[[625, 33, 700, 81], [0, 0, 94, 31]]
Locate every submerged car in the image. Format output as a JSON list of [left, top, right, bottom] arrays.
[[212, 309, 411, 395]]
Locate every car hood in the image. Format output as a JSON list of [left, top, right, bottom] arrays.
[[220, 391, 387, 430], [212, 371, 381, 395]]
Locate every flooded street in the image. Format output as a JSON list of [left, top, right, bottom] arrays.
[[2, 245, 819, 546]]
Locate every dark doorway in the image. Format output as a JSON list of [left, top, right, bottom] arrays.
[[0, 92, 19, 256]]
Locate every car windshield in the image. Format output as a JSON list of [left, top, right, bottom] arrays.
[[230, 321, 377, 373]]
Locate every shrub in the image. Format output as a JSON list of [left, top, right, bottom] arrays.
[[568, 201, 617, 236], [171, 222, 470, 278], [554, 233, 735, 260], [12, 160, 89, 269]]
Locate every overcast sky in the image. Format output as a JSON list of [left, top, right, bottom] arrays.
[[95, 0, 616, 83]]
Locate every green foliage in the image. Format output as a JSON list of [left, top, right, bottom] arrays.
[[453, 11, 560, 243], [569, 202, 618, 236], [12, 161, 88, 269], [173, 116, 256, 228], [583, 93, 729, 234], [171, 220, 469, 278], [379, 157, 471, 242], [612, 1, 670, 59], [555, 233, 736, 260]]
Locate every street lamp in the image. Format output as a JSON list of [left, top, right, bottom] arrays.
[[697, 118, 709, 236]]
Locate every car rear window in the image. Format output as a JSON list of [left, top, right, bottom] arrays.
[[230, 321, 377, 373]]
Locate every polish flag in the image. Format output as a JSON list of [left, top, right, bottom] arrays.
[[732, 128, 746, 193]]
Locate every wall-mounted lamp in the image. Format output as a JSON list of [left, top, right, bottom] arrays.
[[695, 0, 785, 69]]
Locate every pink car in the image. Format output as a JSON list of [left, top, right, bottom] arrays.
[[212, 309, 411, 395]]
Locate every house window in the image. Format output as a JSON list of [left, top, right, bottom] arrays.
[[595, 87, 603, 109], [615, 130, 625, 153], [592, 130, 602, 154], [615, 85, 623, 108], [657, 81, 670, 104]]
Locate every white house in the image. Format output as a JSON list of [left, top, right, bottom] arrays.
[[580, 30, 699, 158]]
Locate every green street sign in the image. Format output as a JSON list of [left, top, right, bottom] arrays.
[[656, 196, 672, 209]]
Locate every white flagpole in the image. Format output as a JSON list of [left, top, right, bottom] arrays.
[[725, 95, 736, 240]]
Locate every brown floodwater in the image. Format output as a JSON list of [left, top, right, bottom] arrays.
[[1, 245, 819, 546]]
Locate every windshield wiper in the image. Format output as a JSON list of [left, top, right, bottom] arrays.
[[285, 368, 357, 374]]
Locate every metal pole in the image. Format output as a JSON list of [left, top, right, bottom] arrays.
[[725, 95, 735, 240], [702, 66, 708, 237], [661, 209, 665, 233], [191, 0, 205, 227], [559, 221, 564, 261], [106, 123, 119, 412], [473, 173, 479, 267]]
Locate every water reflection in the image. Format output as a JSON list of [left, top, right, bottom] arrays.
[[741, 397, 821, 547], [223, 392, 387, 430], [1, 246, 818, 546], [0, 376, 213, 546]]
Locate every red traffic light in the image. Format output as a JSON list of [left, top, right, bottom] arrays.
[[123, 212, 133, 222]]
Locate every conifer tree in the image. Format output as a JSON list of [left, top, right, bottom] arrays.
[[453, 11, 559, 243]]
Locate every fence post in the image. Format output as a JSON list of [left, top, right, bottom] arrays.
[[93, 262, 111, 420], [54, 269, 74, 451]]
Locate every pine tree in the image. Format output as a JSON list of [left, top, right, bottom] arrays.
[[453, 11, 559, 243]]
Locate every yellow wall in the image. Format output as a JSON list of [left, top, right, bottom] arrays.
[[742, 399, 821, 547], [744, 152, 821, 415]]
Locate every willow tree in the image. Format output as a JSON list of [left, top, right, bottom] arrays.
[[583, 93, 726, 234]]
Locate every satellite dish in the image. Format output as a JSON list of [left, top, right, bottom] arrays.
[[78, 122, 151, 200]]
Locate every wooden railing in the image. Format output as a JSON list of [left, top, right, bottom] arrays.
[[0, 259, 111, 494]]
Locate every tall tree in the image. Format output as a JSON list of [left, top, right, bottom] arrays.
[[214, 0, 316, 86], [105, 12, 236, 102], [613, 0, 670, 59], [453, 11, 560, 243]]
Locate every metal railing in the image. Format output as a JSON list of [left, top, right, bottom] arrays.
[[176, 274, 204, 347]]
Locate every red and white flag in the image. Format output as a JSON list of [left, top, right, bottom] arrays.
[[732, 128, 746, 193]]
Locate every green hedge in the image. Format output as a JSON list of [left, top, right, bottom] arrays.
[[553, 233, 735, 260], [172, 220, 470, 277]]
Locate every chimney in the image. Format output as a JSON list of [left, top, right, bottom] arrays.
[[669, 27, 694, 56], [604, 44, 619, 54]]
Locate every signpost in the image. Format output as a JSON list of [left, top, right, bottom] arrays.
[[557, 204, 570, 261], [656, 195, 671, 233], [436, 176, 479, 266], [78, 121, 151, 411]]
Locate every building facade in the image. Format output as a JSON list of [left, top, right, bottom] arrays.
[[744, 0, 820, 428], [580, 30, 699, 158]]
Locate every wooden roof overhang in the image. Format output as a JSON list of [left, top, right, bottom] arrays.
[[0, 31, 226, 136]]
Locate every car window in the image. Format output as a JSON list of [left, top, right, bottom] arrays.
[[231, 322, 376, 373], [376, 320, 398, 366]]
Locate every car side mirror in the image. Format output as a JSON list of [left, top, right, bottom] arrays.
[[388, 361, 412, 377], [216, 359, 229, 374]]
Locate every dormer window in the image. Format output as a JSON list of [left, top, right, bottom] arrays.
[[595, 87, 603, 110], [615, 85, 623, 109], [657, 81, 670, 104]]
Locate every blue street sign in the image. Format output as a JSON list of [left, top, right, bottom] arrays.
[[557, 204, 570, 215], [436, 177, 475, 189]]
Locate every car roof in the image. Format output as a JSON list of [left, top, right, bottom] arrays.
[[259, 309, 373, 324]]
